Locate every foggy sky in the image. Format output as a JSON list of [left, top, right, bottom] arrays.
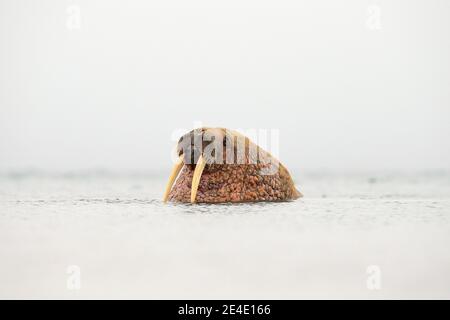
[[1, 0, 449, 174]]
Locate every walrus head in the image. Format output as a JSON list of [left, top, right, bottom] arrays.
[[163, 127, 302, 203]]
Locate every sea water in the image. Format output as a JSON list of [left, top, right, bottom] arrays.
[[0, 171, 449, 298]]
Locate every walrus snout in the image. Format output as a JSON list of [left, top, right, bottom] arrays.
[[163, 127, 302, 204]]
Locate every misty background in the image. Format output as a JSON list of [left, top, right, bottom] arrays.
[[1, 0, 449, 175]]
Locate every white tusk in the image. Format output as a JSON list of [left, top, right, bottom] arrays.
[[162, 155, 184, 203], [190, 155, 207, 203]]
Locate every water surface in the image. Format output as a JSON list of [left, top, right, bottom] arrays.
[[1, 172, 449, 298]]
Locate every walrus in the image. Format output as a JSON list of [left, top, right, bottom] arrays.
[[163, 127, 302, 203]]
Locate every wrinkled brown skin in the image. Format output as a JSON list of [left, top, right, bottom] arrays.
[[168, 128, 302, 203]]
